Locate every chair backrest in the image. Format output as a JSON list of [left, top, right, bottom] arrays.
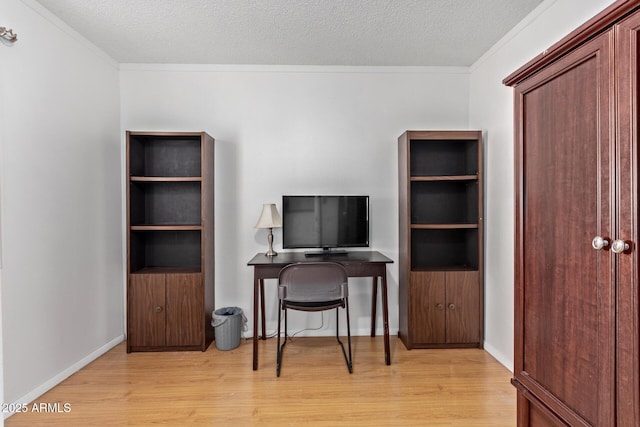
[[278, 262, 348, 303]]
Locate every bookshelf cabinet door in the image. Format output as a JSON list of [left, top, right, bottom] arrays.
[[445, 271, 480, 344], [165, 273, 204, 347], [410, 272, 446, 344], [129, 274, 166, 348]]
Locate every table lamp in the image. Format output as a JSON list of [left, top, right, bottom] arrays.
[[255, 203, 282, 256]]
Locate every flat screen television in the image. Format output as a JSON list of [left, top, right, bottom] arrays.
[[282, 195, 369, 255]]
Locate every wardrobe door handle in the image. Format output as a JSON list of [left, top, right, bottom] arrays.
[[436, 303, 444, 310], [448, 303, 456, 310], [611, 239, 630, 254], [154, 306, 163, 313], [592, 236, 609, 250]]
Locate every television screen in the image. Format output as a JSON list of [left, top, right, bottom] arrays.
[[282, 195, 369, 251]]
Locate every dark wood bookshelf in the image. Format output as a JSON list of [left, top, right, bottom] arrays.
[[398, 130, 483, 350], [126, 131, 214, 353]]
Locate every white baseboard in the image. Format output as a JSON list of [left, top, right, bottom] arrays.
[[483, 341, 514, 373], [4, 335, 125, 419]]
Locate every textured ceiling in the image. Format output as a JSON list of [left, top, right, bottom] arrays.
[[33, 0, 545, 66]]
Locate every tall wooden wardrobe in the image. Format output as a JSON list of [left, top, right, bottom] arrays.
[[503, 0, 640, 425]]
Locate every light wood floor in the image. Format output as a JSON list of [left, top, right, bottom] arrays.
[[6, 336, 515, 426]]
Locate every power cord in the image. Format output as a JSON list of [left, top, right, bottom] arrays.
[[246, 312, 326, 340]]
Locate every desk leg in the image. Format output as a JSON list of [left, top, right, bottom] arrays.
[[253, 273, 259, 371], [370, 277, 378, 337], [260, 279, 266, 340], [381, 271, 391, 365]]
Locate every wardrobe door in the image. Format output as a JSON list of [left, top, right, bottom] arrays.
[[614, 12, 640, 426], [513, 31, 616, 426]]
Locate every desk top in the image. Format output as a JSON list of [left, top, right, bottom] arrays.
[[247, 250, 393, 267]]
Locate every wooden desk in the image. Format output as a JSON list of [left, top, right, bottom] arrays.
[[247, 251, 394, 370]]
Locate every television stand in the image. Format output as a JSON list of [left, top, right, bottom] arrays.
[[304, 249, 348, 257]]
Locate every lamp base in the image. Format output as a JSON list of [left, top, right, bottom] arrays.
[[265, 227, 277, 257]]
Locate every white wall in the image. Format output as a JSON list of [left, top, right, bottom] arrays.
[[1, 0, 123, 409], [121, 65, 470, 337], [469, 0, 616, 370]]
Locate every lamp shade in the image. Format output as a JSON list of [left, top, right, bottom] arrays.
[[255, 203, 282, 229]]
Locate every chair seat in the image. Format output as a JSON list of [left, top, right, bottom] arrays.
[[282, 299, 344, 311]]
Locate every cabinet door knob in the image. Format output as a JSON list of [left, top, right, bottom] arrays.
[[448, 303, 456, 310], [436, 303, 444, 310], [592, 236, 609, 250], [154, 306, 163, 313], [611, 239, 630, 254]]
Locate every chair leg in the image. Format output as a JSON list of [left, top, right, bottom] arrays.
[[346, 299, 353, 373], [335, 303, 353, 374], [276, 301, 288, 377]]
